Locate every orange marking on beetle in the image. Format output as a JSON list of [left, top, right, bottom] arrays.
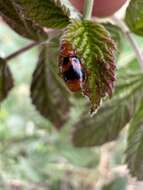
[[59, 41, 85, 92]]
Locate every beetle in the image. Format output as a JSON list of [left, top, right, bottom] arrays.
[[59, 41, 85, 92]]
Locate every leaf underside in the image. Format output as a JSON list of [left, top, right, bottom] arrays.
[[15, 0, 70, 29], [0, 0, 48, 41]]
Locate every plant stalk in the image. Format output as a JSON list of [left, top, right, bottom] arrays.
[[112, 16, 143, 70], [5, 40, 50, 61], [5, 29, 62, 62], [83, 0, 94, 20]]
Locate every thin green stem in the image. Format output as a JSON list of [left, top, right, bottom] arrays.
[[5, 41, 43, 61], [112, 15, 143, 70], [5, 40, 51, 61], [83, 0, 94, 20], [5, 30, 62, 62]]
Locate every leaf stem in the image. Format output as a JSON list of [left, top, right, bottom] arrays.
[[112, 16, 143, 70], [5, 40, 50, 61], [83, 0, 94, 20], [5, 29, 62, 61]]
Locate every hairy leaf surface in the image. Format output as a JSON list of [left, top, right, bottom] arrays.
[[73, 72, 143, 147], [103, 23, 123, 58], [31, 46, 71, 129], [61, 20, 116, 113]]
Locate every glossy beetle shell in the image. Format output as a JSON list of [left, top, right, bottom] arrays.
[[59, 42, 85, 92]]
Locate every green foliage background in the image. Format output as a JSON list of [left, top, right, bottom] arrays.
[[0, 16, 143, 189], [1, 0, 143, 189]]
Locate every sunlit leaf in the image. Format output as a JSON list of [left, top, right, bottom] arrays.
[[125, 0, 143, 36], [61, 19, 116, 113], [0, 58, 14, 102], [30, 46, 71, 129], [126, 103, 143, 180], [0, 0, 47, 41], [72, 72, 143, 147], [15, 0, 70, 29]]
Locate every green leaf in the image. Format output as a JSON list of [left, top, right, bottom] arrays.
[[15, 0, 70, 29], [126, 103, 143, 180], [72, 71, 143, 147], [0, 58, 14, 102], [30, 46, 71, 129], [61, 19, 116, 113], [0, 0, 47, 41], [103, 22, 123, 58], [125, 0, 143, 36]]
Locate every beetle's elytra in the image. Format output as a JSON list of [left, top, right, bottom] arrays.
[[59, 41, 85, 92]]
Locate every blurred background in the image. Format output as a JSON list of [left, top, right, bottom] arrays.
[[0, 17, 143, 190]]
